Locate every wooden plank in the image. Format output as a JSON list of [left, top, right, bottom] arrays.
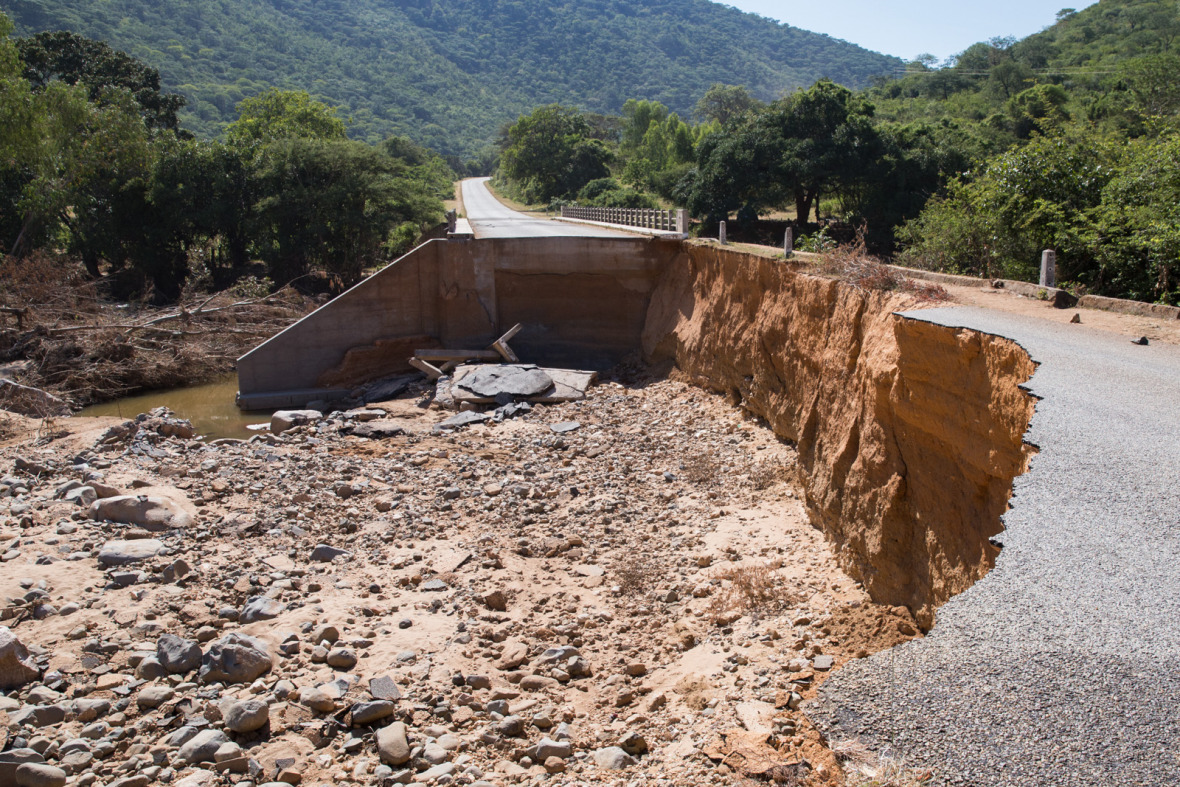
[[414, 349, 501, 361], [408, 357, 444, 381], [491, 340, 519, 363], [497, 323, 523, 343]]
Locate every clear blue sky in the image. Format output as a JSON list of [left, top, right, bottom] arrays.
[[724, 0, 1098, 63]]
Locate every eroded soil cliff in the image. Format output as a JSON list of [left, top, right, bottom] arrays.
[[643, 243, 1036, 627]]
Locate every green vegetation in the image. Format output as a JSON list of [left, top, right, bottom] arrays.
[[495, 0, 1180, 305], [0, 15, 449, 302], [1, 0, 902, 159]]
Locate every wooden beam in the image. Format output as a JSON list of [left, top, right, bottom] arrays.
[[408, 357, 444, 381], [414, 349, 501, 362], [491, 323, 523, 362]]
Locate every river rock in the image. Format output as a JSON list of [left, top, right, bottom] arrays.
[[0, 627, 39, 689], [157, 634, 202, 674], [270, 410, 322, 433], [223, 699, 269, 733], [89, 494, 192, 531], [14, 762, 67, 787], [136, 685, 175, 709], [97, 539, 164, 567], [0, 750, 45, 787], [199, 633, 272, 684], [178, 729, 228, 764], [593, 747, 637, 770], [377, 722, 410, 765], [350, 700, 396, 726], [240, 596, 284, 623]]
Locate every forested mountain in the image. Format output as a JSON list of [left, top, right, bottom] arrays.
[[0, 0, 902, 158]]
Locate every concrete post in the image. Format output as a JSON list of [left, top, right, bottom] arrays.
[[677, 209, 688, 235], [784, 227, 793, 257], [719, 221, 727, 245], [1040, 249, 1056, 287]]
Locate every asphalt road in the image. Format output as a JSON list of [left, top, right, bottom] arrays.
[[460, 177, 632, 239], [810, 305, 1180, 786]]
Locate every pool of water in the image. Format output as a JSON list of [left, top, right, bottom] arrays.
[[77, 375, 268, 440]]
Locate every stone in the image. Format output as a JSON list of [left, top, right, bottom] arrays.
[[96, 539, 164, 567], [270, 410, 322, 433], [135, 656, 167, 680], [418, 763, 456, 782], [618, 731, 648, 756], [309, 544, 350, 562], [326, 647, 357, 670], [136, 685, 175, 709], [456, 365, 554, 398], [549, 421, 581, 433], [157, 634, 202, 674], [481, 590, 508, 611], [178, 729, 229, 764], [496, 640, 529, 670], [224, 699, 269, 733], [593, 747, 637, 770], [62, 486, 97, 507], [199, 633, 273, 684], [14, 763, 66, 787], [376, 722, 410, 765], [350, 700, 396, 726], [240, 596, 285, 624], [89, 496, 192, 531], [813, 655, 835, 671], [369, 675, 401, 701], [0, 627, 39, 689], [298, 687, 336, 713], [419, 579, 448, 592], [533, 738, 572, 760], [310, 624, 340, 645], [344, 422, 406, 439]]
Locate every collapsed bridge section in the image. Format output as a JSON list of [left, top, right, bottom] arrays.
[[238, 237, 1036, 627]]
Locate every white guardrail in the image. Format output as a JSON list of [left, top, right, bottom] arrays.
[[561, 205, 688, 235]]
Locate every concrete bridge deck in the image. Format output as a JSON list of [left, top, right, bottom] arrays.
[[813, 305, 1180, 786]]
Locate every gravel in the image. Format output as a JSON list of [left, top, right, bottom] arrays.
[[811, 306, 1180, 786]]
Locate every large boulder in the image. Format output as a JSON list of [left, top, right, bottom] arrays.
[[199, 633, 272, 684], [89, 495, 192, 531], [223, 699, 269, 733], [0, 627, 39, 689]]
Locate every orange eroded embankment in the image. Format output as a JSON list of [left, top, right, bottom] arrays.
[[642, 243, 1037, 627]]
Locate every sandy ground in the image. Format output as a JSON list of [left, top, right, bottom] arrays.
[[0, 368, 919, 787]]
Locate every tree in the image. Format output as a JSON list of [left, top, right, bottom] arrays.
[[226, 89, 347, 146], [498, 105, 611, 202], [693, 84, 761, 125], [252, 139, 441, 284], [16, 30, 185, 132]]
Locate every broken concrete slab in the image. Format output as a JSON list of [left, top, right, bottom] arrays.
[[456, 365, 554, 398], [450, 365, 596, 405]]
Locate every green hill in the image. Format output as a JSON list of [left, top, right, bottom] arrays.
[[0, 0, 902, 157]]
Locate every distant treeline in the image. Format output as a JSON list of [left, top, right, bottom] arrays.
[[1, 19, 453, 301], [496, 0, 1180, 304]]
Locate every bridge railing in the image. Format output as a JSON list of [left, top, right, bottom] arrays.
[[561, 205, 689, 235]]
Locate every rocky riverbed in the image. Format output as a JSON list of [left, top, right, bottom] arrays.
[[0, 366, 919, 787]]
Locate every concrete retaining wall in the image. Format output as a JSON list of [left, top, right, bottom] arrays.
[[237, 236, 675, 408]]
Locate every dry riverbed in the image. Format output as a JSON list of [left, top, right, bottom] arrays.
[[0, 366, 919, 787]]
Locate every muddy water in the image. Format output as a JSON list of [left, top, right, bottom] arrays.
[[77, 375, 267, 440]]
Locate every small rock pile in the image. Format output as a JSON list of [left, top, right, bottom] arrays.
[[0, 368, 920, 786]]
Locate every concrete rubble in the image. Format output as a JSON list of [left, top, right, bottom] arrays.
[[0, 366, 921, 786]]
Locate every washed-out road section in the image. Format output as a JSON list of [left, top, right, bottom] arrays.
[[812, 305, 1180, 786], [460, 177, 632, 239]]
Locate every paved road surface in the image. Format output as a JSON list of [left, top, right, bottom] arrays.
[[460, 177, 632, 239], [811, 305, 1180, 786]]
